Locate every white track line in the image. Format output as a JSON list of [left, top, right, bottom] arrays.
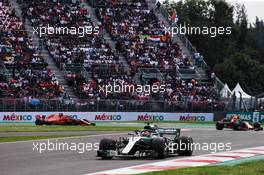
[[0, 133, 127, 145], [85, 146, 264, 175]]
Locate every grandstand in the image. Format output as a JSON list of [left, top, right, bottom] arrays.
[[0, 0, 255, 112], [0, 0, 69, 102]]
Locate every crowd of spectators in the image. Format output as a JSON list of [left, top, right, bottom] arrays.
[[158, 74, 217, 102], [25, 0, 133, 101], [26, 0, 118, 69], [257, 101, 264, 111], [24, 0, 152, 106], [94, 0, 219, 105], [0, 0, 68, 101], [0, 0, 224, 111], [65, 63, 151, 102], [96, 0, 194, 71]]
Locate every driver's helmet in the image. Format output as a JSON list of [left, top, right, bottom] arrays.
[[144, 125, 152, 130], [231, 115, 239, 123], [142, 131, 151, 137]]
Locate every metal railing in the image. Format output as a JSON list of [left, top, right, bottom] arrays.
[[0, 98, 227, 112]]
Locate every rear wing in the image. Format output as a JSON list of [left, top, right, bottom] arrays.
[[157, 128, 181, 136]]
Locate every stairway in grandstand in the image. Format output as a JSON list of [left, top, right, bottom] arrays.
[[81, 1, 131, 72], [9, 0, 78, 99], [82, 0, 159, 93], [0, 63, 10, 97]]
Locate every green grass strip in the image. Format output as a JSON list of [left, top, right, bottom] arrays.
[[139, 160, 264, 175], [0, 125, 140, 132], [0, 135, 86, 142]]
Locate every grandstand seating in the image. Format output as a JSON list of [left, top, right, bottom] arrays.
[[95, 0, 194, 71], [25, 0, 121, 99], [0, 0, 225, 112], [94, 0, 218, 102], [0, 0, 68, 100], [24, 0, 153, 102]]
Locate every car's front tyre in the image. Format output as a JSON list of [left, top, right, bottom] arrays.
[[35, 119, 44, 125], [152, 137, 168, 159], [216, 122, 224, 130], [177, 136, 193, 156], [98, 138, 116, 159]]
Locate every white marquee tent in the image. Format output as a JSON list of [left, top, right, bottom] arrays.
[[231, 83, 253, 99], [220, 83, 232, 98]]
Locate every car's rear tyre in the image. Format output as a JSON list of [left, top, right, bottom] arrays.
[[99, 138, 116, 159], [216, 122, 224, 130], [70, 121, 79, 125], [177, 136, 193, 156], [254, 122, 261, 128], [253, 122, 263, 130], [35, 119, 44, 125], [233, 122, 240, 130], [152, 137, 167, 159]]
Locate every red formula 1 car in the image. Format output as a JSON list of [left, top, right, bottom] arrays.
[[35, 113, 95, 126], [216, 115, 263, 131]]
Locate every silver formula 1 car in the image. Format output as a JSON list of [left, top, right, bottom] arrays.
[[97, 124, 193, 159]]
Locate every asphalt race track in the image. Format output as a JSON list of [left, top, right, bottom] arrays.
[[1, 128, 264, 175], [0, 131, 124, 137]]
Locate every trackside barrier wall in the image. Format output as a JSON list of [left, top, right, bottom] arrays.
[[0, 112, 214, 123], [225, 112, 264, 123]]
